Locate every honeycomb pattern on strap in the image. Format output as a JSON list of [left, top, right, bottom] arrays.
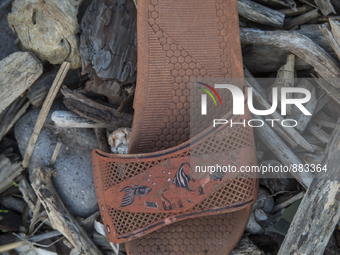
[[128, 213, 238, 255]]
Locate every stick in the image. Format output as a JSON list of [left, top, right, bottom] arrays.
[[22, 62, 70, 168], [278, 5, 313, 16], [240, 28, 340, 86], [278, 118, 340, 255], [51, 111, 119, 128], [308, 124, 331, 144], [61, 87, 133, 126], [30, 167, 102, 255], [50, 142, 62, 167], [253, 114, 313, 189], [315, 0, 336, 16], [284, 9, 320, 30], [272, 192, 305, 213], [319, 23, 340, 62], [237, 0, 285, 27]]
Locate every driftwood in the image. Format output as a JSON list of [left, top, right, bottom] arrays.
[[253, 114, 313, 189], [278, 5, 313, 16], [22, 62, 70, 168], [27, 69, 81, 108], [240, 28, 340, 86], [277, 119, 340, 255], [80, 0, 137, 85], [62, 87, 133, 126], [30, 167, 102, 255], [8, 0, 82, 68], [315, 0, 336, 16], [320, 22, 340, 62], [288, 79, 317, 133], [313, 76, 340, 105], [272, 192, 304, 213], [94, 128, 111, 153], [241, 24, 338, 73], [284, 9, 320, 30], [85, 79, 124, 106], [237, 0, 285, 28], [268, 54, 295, 116], [18, 176, 37, 214], [308, 124, 331, 144], [0, 97, 30, 141], [0, 52, 42, 113], [247, 79, 314, 151], [52, 111, 119, 129], [0, 154, 23, 194], [0, 231, 62, 253]]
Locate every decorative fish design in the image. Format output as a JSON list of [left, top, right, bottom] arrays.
[[209, 168, 226, 181], [173, 163, 196, 191], [120, 184, 152, 207]]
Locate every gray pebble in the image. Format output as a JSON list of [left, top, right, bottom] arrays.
[[15, 101, 99, 217]]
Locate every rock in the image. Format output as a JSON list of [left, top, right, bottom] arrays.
[[14, 101, 99, 217], [108, 127, 131, 154], [246, 188, 274, 235], [8, 0, 82, 69], [0, 5, 20, 61], [253, 188, 274, 213]]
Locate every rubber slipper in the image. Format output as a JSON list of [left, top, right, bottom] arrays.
[[92, 0, 259, 253]]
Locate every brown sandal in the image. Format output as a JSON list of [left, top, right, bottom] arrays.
[[92, 0, 258, 253]]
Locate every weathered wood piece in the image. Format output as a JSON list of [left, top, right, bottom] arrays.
[[240, 28, 340, 86], [277, 119, 340, 255], [237, 0, 285, 28], [284, 9, 320, 30], [85, 79, 124, 106], [52, 110, 119, 128], [308, 124, 331, 143], [330, 18, 340, 45], [268, 54, 295, 115], [278, 5, 313, 16], [30, 167, 102, 255], [253, 114, 313, 189], [248, 82, 314, 152], [0, 52, 42, 113], [94, 128, 111, 153], [0, 96, 30, 141], [288, 79, 317, 133], [303, 153, 324, 164], [0, 231, 62, 254], [8, 0, 82, 69], [0, 154, 23, 194], [320, 22, 340, 61], [244, 67, 267, 100], [313, 76, 340, 105], [314, 94, 331, 115], [22, 62, 70, 168], [272, 192, 304, 213], [62, 87, 133, 126], [80, 0, 137, 85], [18, 176, 37, 214], [315, 0, 336, 16]]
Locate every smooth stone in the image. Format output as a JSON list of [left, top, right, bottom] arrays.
[[15, 101, 99, 217]]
